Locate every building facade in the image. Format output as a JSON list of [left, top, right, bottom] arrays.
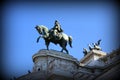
[[17, 48, 120, 80]]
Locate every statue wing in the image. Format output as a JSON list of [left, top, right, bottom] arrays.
[[97, 39, 101, 45], [88, 44, 92, 50]]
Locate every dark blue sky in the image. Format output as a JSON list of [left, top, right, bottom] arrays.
[[2, 1, 119, 79]]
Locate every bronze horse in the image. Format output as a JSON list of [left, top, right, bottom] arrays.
[[35, 25, 72, 54]]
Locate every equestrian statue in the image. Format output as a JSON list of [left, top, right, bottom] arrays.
[[35, 20, 72, 54]]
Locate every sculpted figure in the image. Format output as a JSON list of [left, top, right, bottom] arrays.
[[54, 20, 63, 32], [88, 44, 93, 51], [92, 39, 102, 50], [88, 39, 102, 51], [49, 20, 63, 40], [35, 25, 72, 54], [94, 39, 101, 46], [83, 48, 88, 56]]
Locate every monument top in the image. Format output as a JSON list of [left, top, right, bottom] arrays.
[[80, 49, 107, 66], [32, 49, 79, 64], [35, 20, 72, 54]]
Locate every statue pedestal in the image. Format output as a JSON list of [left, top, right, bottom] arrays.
[[80, 50, 107, 67], [31, 49, 79, 80]]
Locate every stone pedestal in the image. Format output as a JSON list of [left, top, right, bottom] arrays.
[[32, 49, 79, 80], [80, 50, 107, 67]]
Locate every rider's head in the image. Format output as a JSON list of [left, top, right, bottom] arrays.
[[55, 20, 59, 25], [55, 20, 58, 23]]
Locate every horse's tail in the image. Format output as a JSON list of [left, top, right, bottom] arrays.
[[68, 36, 72, 48]]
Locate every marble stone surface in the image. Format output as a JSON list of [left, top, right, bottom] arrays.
[[79, 49, 107, 67], [32, 49, 79, 80], [17, 49, 120, 80]]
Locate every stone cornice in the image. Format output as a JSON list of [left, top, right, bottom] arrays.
[[32, 49, 79, 65]]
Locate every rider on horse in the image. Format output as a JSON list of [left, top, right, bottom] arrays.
[[49, 20, 63, 40], [35, 22, 72, 54]]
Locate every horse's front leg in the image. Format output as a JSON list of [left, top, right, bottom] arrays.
[[36, 36, 41, 43], [45, 41, 50, 50]]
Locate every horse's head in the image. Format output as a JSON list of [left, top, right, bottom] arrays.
[[35, 25, 42, 34]]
